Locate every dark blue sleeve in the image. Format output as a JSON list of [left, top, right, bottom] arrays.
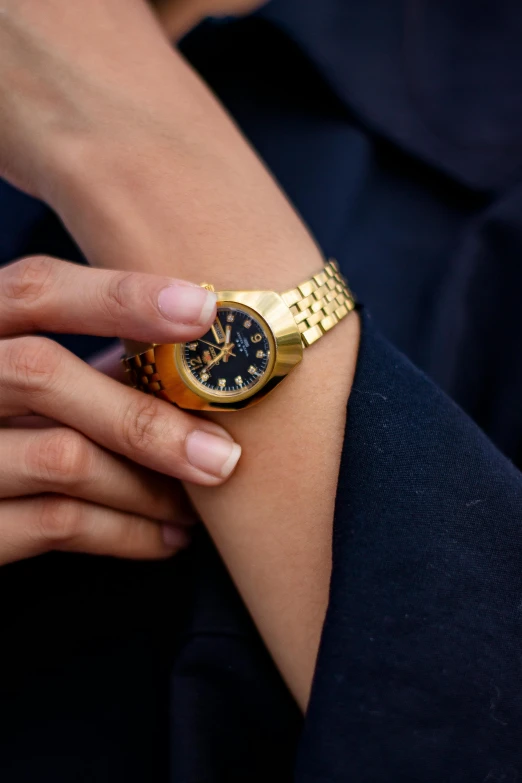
[[298, 312, 522, 783]]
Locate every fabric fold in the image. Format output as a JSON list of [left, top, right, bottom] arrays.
[[299, 312, 522, 782]]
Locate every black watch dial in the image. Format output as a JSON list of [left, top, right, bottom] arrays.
[[181, 306, 271, 395]]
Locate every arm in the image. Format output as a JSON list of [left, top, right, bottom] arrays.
[[0, 0, 359, 707], [65, 50, 361, 708], [62, 40, 360, 708]]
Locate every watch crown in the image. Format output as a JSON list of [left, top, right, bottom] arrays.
[[199, 282, 215, 292]]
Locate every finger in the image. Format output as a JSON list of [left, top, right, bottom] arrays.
[[0, 495, 189, 566], [0, 336, 241, 485], [0, 255, 217, 342], [0, 427, 196, 523], [4, 341, 126, 426]]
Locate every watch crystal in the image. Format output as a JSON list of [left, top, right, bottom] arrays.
[[181, 306, 271, 395]]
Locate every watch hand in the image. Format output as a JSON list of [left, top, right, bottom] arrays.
[[203, 349, 226, 372], [198, 338, 221, 351], [225, 325, 232, 344], [223, 341, 235, 363]]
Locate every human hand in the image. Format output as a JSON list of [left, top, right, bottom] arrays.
[[0, 255, 240, 566]]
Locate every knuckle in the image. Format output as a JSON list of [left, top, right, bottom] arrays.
[[2, 256, 56, 305], [102, 272, 139, 323], [27, 429, 92, 487], [120, 396, 161, 455], [3, 336, 62, 393], [37, 495, 84, 543]]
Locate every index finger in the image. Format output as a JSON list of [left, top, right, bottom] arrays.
[[0, 336, 241, 486], [0, 255, 217, 343]]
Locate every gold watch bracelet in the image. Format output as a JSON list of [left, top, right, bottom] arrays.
[[123, 259, 355, 396], [281, 259, 355, 347]]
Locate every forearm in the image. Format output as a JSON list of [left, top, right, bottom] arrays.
[[56, 49, 359, 709], [191, 317, 359, 707]]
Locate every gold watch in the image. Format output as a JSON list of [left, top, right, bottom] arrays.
[[123, 259, 355, 412]]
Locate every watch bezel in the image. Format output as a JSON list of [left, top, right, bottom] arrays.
[[152, 290, 303, 411]]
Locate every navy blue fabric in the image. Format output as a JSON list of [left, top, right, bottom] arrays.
[[259, 0, 522, 191], [300, 314, 522, 782], [1, 4, 522, 781]]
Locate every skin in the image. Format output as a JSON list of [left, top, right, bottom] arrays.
[[150, 0, 266, 39], [0, 255, 240, 563], [0, 0, 360, 708]]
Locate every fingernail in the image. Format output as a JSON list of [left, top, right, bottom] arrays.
[[158, 284, 216, 326], [185, 429, 241, 479], [162, 525, 191, 549]]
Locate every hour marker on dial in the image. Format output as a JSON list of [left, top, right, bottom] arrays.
[[188, 342, 198, 351], [200, 372, 210, 382], [248, 365, 257, 375], [256, 350, 265, 359], [243, 319, 252, 328], [235, 375, 243, 386], [226, 314, 235, 323], [218, 378, 226, 388]]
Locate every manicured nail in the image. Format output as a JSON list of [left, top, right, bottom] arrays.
[[162, 525, 191, 549], [158, 284, 216, 326], [185, 429, 241, 479]]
